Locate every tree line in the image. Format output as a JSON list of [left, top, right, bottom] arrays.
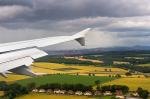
[[0, 81, 128, 99]]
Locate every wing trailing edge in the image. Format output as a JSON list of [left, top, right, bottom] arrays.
[[0, 48, 48, 76], [10, 65, 37, 77]]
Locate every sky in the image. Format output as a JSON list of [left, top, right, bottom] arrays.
[[0, 0, 150, 50]]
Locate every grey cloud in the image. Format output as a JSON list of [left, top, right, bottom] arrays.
[[2, 16, 150, 38], [1, 0, 150, 23], [0, 0, 32, 7], [30, 0, 150, 21], [0, 5, 31, 22], [0, 0, 150, 49]]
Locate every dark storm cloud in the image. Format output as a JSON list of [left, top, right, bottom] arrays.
[[1, 0, 150, 22], [0, 0, 150, 49], [24, 0, 150, 21], [0, 0, 32, 7]]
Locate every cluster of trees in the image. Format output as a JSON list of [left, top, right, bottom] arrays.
[[115, 64, 150, 73], [0, 81, 29, 99], [0, 81, 8, 91], [84, 51, 150, 73], [4, 83, 28, 99], [137, 87, 149, 99], [36, 56, 99, 66], [38, 83, 130, 96], [0, 81, 149, 99], [36, 50, 150, 73], [96, 85, 129, 94]]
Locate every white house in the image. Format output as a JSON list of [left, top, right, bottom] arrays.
[[84, 91, 92, 96], [38, 89, 46, 93], [32, 89, 38, 93], [103, 91, 112, 96], [75, 91, 83, 95]]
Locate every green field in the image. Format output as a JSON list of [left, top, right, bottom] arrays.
[[16, 74, 116, 86]]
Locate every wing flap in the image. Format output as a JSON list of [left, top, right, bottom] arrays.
[[0, 72, 8, 78], [0, 48, 48, 74], [10, 65, 37, 77], [0, 57, 33, 73], [0, 48, 48, 64]]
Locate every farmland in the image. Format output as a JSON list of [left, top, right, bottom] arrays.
[[0, 91, 4, 97], [138, 63, 150, 67], [36, 50, 150, 73], [0, 74, 29, 82], [1, 50, 150, 99], [104, 77, 150, 92], [15, 94, 97, 99], [0, 62, 127, 83], [0, 61, 149, 93], [32, 62, 127, 75], [15, 94, 115, 99], [16, 74, 116, 86], [0, 61, 149, 92]]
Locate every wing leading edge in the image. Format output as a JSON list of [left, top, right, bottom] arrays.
[[0, 28, 91, 53], [0, 28, 91, 77]]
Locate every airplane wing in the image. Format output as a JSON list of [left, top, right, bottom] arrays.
[[0, 28, 91, 77]]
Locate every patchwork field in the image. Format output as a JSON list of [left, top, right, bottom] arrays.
[[1, 62, 149, 93], [0, 91, 4, 97], [15, 94, 96, 99], [32, 62, 127, 74], [104, 78, 150, 92], [0, 62, 127, 83], [138, 63, 150, 67], [15, 94, 117, 99], [0, 74, 30, 82], [16, 74, 116, 86], [15, 94, 115, 99]]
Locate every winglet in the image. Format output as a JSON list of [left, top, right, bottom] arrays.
[[73, 28, 91, 38], [73, 28, 91, 46]]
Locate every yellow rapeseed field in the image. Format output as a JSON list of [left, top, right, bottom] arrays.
[[138, 63, 150, 67], [0, 91, 4, 96], [15, 94, 96, 99], [0, 62, 127, 82], [32, 62, 127, 74], [103, 78, 150, 91], [0, 74, 30, 82]]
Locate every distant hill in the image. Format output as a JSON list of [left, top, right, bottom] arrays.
[[46, 46, 150, 56]]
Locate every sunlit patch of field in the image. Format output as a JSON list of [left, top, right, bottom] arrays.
[[64, 56, 104, 63], [121, 74, 145, 78], [0, 74, 30, 82], [125, 57, 145, 60], [0, 91, 4, 96], [113, 61, 130, 65], [95, 74, 145, 78], [15, 93, 96, 99], [32, 62, 127, 74], [137, 63, 150, 67], [103, 78, 150, 92]]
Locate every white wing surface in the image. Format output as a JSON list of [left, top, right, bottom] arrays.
[[0, 28, 91, 77]]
